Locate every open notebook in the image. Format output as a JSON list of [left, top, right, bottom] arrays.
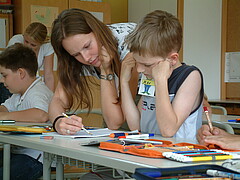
[[44, 128, 139, 139]]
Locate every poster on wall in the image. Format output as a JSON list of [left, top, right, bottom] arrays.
[[225, 52, 240, 82], [31, 5, 59, 35]]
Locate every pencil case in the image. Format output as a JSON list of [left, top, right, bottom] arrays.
[[133, 164, 240, 180], [99, 139, 208, 158]]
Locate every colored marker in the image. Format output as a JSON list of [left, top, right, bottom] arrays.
[[40, 136, 54, 140], [109, 132, 140, 138], [228, 119, 240, 123], [118, 134, 154, 139], [0, 120, 15, 123], [121, 138, 163, 145], [207, 170, 240, 179]]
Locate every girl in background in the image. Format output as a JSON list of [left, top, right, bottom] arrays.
[[7, 22, 55, 91]]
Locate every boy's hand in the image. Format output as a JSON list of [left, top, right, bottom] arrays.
[[100, 46, 112, 74], [152, 59, 172, 81], [121, 53, 136, 82]]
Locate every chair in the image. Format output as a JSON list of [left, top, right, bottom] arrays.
[[202, 120, 234, 134], [210, 105, 227, 115]]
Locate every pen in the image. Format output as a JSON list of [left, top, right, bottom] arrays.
[[118, 134, 154, 139], [109, 132, 140, 138], [62, 113, 93, 135], [228, 119, 240, 123], [207, 169, 240, 179], [0, 120, 15, 123], [40, 136, 54, 140], [203, 106, 213, 133], [120, 138, 163, 145]]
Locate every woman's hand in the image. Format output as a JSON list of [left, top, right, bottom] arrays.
[[55, 115, 83, 135], [100, 46, 112, 74]]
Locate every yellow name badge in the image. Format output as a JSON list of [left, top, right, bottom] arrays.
[[142, 79, 155, 86], [138, 74, 155, 97]]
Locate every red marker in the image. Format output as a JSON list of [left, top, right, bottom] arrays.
[[109, 132, 140, 138], [40, 136, 54, 140]]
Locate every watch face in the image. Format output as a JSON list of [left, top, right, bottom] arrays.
[[107, 74, 114, 80]]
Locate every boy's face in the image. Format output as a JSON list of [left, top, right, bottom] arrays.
[[133, 53, 164, 79], [0, 66, 21, 94]]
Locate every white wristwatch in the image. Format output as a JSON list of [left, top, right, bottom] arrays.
[[100, 74, 115, 81]]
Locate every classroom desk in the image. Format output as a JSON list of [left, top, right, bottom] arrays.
[[208, 99, 240, 115], [0, 132, 226, 180]]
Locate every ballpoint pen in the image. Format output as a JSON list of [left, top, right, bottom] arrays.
[[62, 113, 93, 135]]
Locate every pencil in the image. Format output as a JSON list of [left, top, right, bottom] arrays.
[[62, 113, 93, 135], [203, 106, 213, 133]]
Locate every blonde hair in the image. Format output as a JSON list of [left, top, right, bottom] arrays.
[[126, 10, 182, 58], [24, 22, 48, 44]]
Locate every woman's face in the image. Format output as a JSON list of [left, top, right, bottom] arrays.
[[23, 34, 41, 53], [62, 32, 101, 67]]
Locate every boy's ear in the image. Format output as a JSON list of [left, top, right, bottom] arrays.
[[18, 68, 26, 79], [169, 53, 179, 66]]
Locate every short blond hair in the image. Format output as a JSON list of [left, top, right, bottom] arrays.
[[126, 10, 182, 58]]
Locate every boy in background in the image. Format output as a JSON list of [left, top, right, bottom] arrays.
[[0, 43, 53, 179], [121, 10, 204, 140]]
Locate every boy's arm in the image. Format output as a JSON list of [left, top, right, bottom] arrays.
[[154, 62, 202, 137], [120, 53, 141, 131], [0, 108, 48, 122], [0, 105, 8, 112]]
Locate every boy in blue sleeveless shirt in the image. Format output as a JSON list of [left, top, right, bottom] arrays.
[[121, 10, 204, 140]]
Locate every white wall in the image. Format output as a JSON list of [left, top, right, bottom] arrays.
[[128, 0, 222, 99], [128, 0, 177, 23], [183, 0, 222, 99]]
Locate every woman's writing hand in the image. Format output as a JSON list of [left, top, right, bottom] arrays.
[[55, 115, 83, 135]]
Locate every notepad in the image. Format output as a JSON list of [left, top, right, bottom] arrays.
[[44, 128, 139, 138], [162, 149, 240, 163]]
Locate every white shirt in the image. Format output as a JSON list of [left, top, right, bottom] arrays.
[[2, 77, 53, 163], [7, 34, 54, 70]]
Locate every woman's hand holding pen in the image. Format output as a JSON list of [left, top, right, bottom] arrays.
[[55, 114, 83, 135]]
